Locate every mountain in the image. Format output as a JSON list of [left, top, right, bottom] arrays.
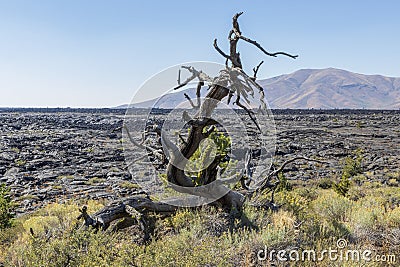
[[117, 68, 400, 109], [259, 68, 400, 109]]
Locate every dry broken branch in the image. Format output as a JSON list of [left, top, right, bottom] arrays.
[[256, 156, 330, 194], [252, 61, 264, 81], [175, 66, 212, 90], [184, 93, 196, 109], [239, 35, 298, 59], [86, 12, 301, 234], [213, 39, 230, 60], [79, 196, 179, 231]]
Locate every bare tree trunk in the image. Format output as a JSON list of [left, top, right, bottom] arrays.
[[79, 12, 305, 231]]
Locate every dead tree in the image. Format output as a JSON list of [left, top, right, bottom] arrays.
[[79, 12, 327, 231]]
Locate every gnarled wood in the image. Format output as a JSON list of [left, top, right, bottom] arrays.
[[81, 12, 302, 232]]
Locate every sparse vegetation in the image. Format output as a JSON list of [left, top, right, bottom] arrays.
[[85, 177, 106, 185], [14, 159, 26, 167], [185, 127, 232, 186], [334, 149, 363, 197], [57, 175, 75, 180], [0, 184, 14, 229], [275, 171, 293, 192], [1, 184, 399, 266], [17, 194, 40, 201], [1, 10, 398, 267], [317, 177, 334, 189], [10, 147, 20, 153], [119, 181, 140, 190]]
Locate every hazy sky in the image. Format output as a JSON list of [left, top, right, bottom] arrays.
[[1, 0, 399, 107]]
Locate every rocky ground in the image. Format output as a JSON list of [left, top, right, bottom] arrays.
[[0, 108, 399, 215]]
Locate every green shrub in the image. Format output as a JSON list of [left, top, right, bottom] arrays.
[[185, 127, 232, 186], [2, 201, 105, 266], [311, 190, 352, 222], [310, 190, 352, 238], [86, 177, 106, 185], [119, 181, 140, 190], [334, 149, 363, 197], [14, 159, 26, 166], [387, 171, 400, 182], [317, 178, 334, 189], [275, 189, 309, 219], [343, 149, 363, 177], [1, 190, 400, 266], [275, 171, 292, 192], [387, 178, 399, 186], [333, 175, 351, 197], [0, 183, 14, 229], [384, 206, 400, 227]]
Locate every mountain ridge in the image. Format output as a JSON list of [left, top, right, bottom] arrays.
[[118, 68, 400, 109]]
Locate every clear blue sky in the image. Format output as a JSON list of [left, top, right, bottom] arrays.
[[1, 0, 399, 107]]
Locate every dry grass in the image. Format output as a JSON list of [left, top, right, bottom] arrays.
[[0, 184, 399, 266]]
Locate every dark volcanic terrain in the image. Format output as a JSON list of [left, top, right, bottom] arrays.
[[1, 109, 399, 215]]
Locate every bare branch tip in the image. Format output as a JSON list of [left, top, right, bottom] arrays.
[[234, 12, 244, 19]]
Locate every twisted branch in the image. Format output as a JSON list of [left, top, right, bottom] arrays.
[[213, 39, 230, 59], [239, 35, 298, 59], [213, 11, 297, 69], [252, 61, 264, 81]]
